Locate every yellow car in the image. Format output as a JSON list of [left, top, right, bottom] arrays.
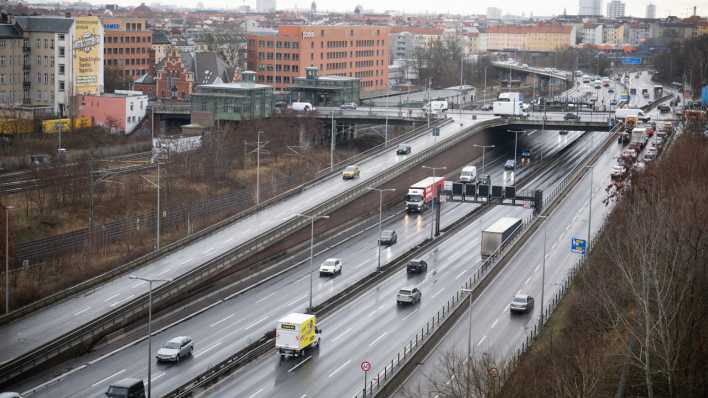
[[342, 165, 360, 179]]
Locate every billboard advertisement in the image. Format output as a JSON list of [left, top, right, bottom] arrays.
[[73, 16, 103, 95]]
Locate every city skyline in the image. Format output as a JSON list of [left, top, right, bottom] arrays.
[[28, 0, 702, 18]]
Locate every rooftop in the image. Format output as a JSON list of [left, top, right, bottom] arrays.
[[0, 24, 21, 39], [14, 16, 73, 33], [198, 82, 272, 90]]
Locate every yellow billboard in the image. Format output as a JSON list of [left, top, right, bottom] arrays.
[[42, 117, 93, 134], [73, 16, 103, 95]]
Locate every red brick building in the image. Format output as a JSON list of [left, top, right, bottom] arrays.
[[247, 25, 390, 91], [153, 47, 194, 100]]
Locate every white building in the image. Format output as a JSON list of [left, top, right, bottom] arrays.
[[487, 7, 502, 20], [256, 0, 276, 12], [607, 1, 625, 18], [579, 0, 602, 16], [582, 23, 604, 44], [646, 3, 656, 19]]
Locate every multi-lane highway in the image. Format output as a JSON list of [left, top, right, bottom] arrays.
[[15, 127, 591, 397], [0, 112, 497, 366], [393, 119, 629, 398], [197, 131, 609, 398]]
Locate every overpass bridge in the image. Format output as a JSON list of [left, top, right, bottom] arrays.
[[500, 118, 611, 132]]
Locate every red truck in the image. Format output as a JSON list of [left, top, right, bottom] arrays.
[[405, 177, 446, 213]]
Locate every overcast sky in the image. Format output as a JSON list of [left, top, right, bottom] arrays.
[[112, 1, 701, 18]]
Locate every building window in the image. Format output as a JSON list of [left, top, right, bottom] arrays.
[[36, 55, 41, 65], [58, 33, 64, 41], [59, 80, 64, 91], [59, 46, 65, 57], [0, 40, 5, 48], [321, 30, 325, 36], [44, 39, 48, 48], [37, 72, 41, 83], [44, 73, 48, 85], [0, 74, 4, 84], [0, 56, 4, 66], [59, 64, 65, 75]]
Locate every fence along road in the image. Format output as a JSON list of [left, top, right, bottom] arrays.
[[0, 113, 501, 383]]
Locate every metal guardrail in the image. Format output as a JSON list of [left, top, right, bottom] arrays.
[[640, 94, 673, 113], [0, 118, 449, 326], [0, 116, 500, 384]]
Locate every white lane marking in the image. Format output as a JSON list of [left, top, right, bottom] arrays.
[[247, 388, 264, 398], [288, 356, 313, 373], [109, 294, 135, 307], [91, 369, 126, 387], [368, 303, 386, 317], [534, 265, 540, 273], [104, 293, 120, 302], [328, 359, 351, 378], [431, 288, 445, 298], [226, 237, 235, 243], [524, 276, 532, 286], [205, 246, 216, 253], [355, 260, 370, 269], [503, 304, 510, 313], [73, 306, 91, 316], [194, 342, 222, 358], [369, 331, 389, 347], [151, 372, 165, 382], [455, 270, 467, 279], [477, 335, 487, 346], [245, 315, 269, 330], [332, 328, 352, 343], [255, 292, 276, 304], [131, 282, 146, 289], [157, 267, 172, 276], [401, 308, 419, 321], [210, 313, 235, 328], [490, 318, 499, 329], [287, 295, 308, 306]]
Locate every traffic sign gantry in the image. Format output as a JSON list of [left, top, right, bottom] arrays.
[[361, 361, 372, 372]]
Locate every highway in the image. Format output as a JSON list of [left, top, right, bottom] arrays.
[[15, 127, 590, 397], [392, 118, 628, 398], [198, 130, 608, 398], [0, 112, 497, 366]]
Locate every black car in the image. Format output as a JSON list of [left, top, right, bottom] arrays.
[[379, 230, 397, 245], [564, 113, 579, 120], [396, 144, 412, 155], [406, 259, 428, 274], [657, 105, 670, 113], [559, 130, 569, 135]]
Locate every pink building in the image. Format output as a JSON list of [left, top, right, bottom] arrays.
[[77, 90, 148, 134]]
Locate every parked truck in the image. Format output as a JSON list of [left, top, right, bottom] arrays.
[[275, 313, 321, 359], [405, 176, 446, 213], [480, 217, 523, 258]]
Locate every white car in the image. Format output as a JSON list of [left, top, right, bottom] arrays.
[[156, 336, 193, 363], [319, 258, 342, 276]]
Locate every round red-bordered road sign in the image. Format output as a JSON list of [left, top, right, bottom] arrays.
[[361, 361, 372, 372]]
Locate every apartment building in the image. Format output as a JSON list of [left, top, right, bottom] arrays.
[[102, 17, 153, 80], [607, 1, 625, 19], [0, 24, 23, 106], [603, 23, 626, 45], [247, 25, 390, 91], [486, 23, 575, 52]]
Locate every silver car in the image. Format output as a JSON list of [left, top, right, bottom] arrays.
[[510, 294, 534, 313], [156, 336, 193, 362], [396, 287, 421, 305]]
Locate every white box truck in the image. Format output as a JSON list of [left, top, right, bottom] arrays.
[[480, 217, 522, 257], [275, 313, 321, 359], [459, 165, 477, 183], [422, 100, 448, 113], [493, 101, 525, 117], [615, 108, 650, 122]]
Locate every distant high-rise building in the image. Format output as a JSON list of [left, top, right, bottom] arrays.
[[256, 0, 276, 13], [646, 3, 656, 18], [487, 7, 503, 20], [579, 0, 602, 16], [607, 0, 625, 18]]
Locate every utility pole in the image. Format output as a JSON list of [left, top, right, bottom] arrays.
[[422, 165, 446, 240], [4, 205, 13, 314], [330, 112, 335, 170], [426, 78, 431, 128], [368, 187, 395, 272], [245, 131, 268, 205]]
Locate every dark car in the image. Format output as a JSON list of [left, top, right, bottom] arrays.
[[608, 88, 614, 93], [106, 378, 146, 398], [520, 149, 531, 159], [510, 294, 534, 314], [564, 112, 579, 120], [379, 230, 397, 245], [480, 104, 493, 111], [559, 130, 569, 135], [406, 259, 428, 274], [396, 144, 412, 155], [657, 105, 670, 113]]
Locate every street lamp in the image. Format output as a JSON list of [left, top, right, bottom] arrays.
[[472, 144, 495, 176], [585, 164, 594, 252], [483, 65, 488, 110], [422, 165, 446, 240], [537, 215, 548, 326], [461, 286, 475, 398], [4, 205, 13, 314], [142, 162, 162, 251], [368, 187, 395, 272], [507, 129, 526, 173], [291, 213, 330, 311], [129, 275, 171, 398]]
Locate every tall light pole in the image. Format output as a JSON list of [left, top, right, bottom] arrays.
[[4, 205, 13, 314], [508, 130, 526, 173], [142, 163, 161, 251], [483, 65, 488, 109], [585, 164, 594, 251], [472, 144, 495, 176], [537, 215, 548, 326], [461, 287, 475, 398], [426, 78, 431, 128], [256, 131, 263, 205], [422, 165, 446, 240], [129, 275, 171, 398], [330, 112, 335, 170], [292, 213, 330, 311], [368, 187, 395, 272]]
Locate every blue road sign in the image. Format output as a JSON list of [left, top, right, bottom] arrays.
[[571, 238, 587, 255], [622, 57, 641, 65]]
